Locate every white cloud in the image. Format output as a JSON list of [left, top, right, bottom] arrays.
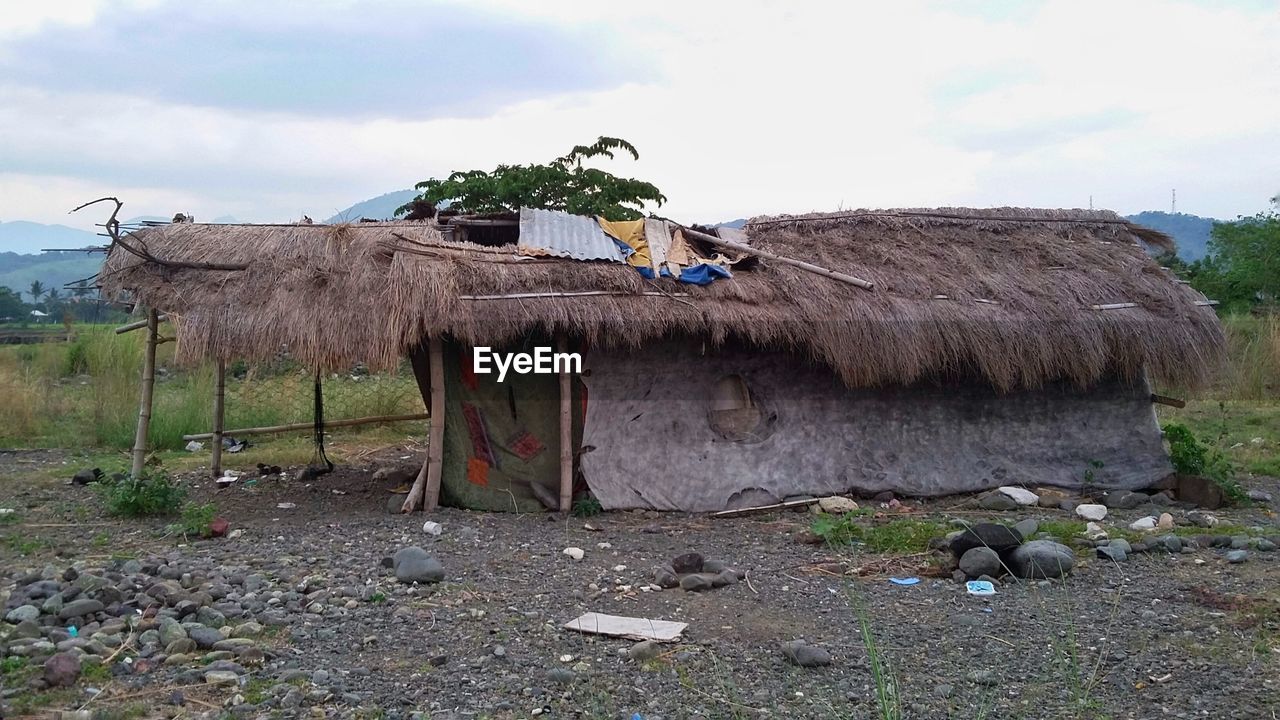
[[0, 0, 1276, 242]]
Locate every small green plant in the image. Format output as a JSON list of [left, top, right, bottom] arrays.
[[2, 656, 28, 675], [1081, 459, 1104, 493], [847, 588, 900, 720], [812, 515, 946, 553], [98, 470, 186, 517], [91, 531, 111, 548], [176, 502, 216, 537], [0, 510, 18, 525], [80, 661, 111, 682], [571, 494, 602, 518], [367, 592, 387, 604], [1163, 422, 1248, 504]]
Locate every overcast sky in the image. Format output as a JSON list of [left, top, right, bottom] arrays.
[[1, 0, 1277, 242]]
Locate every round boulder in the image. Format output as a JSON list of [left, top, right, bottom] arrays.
[[949, 523, 1023, 559], [958, 547, 1003, 579], [1007, 540, 1075, 579]]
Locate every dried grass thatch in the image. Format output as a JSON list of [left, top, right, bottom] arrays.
[[100, 208, 1224, 391]]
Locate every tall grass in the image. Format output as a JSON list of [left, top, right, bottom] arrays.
[[0, 327, 422, 451]]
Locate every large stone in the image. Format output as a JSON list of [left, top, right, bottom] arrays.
[[1007, 540, 1075, 579], [949, 523, 1023, 558], [1013, 518, 1039, 538], [5, 604, 41, 623], [195, 607, 227, 628], [1171, 475, 1224, 509], [1075, 504, 1108, 521], [1101, 491, 1145, 509], [958, 547, 1003, 579], [44, 652, 81, 687], [392, 547, 445, 584], [58, 598, 104, 620], [817, 496, 860, 514], [679, 574, 715, 592], [158, 619, 188, 646], [1096, 545, 1127, 562], [781, 640, 832, 668], [996, 486, 1039, 506], [671, 553, 704, 574], [1129, 516, 1157, 532], [205, 670, 240, 687], [188, 627, 224, 650], [979, 493, 1019, 511]]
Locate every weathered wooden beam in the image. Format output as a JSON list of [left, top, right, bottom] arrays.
[[130, 309, 158, 478], [1150, 393, 1186, 408], [679, 227, 875, 290], [182, 412, 429, 441], [115, 314, 168, 334], [558, 333, 573, 513]]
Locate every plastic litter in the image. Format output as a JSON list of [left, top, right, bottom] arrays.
[[276, 502, 297, 509], [184, 440, 204, 452], [966, 580, 997, 596], [67, 626, 78, 637], [422, 521, 443, 536], [889, 577, 920, 586]]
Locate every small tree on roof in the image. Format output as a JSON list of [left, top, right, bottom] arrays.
[[396, 137, 666, 220]]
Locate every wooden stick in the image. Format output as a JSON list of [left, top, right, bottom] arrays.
[[115, 314, 168, 334], [711, 497, 820, 518], [423, 336, 446, 511], [558, 333, 573, 513], [679, 227, 874, 290], [461, 290, 690, 301], [130, 309, 158, 478], [1090, 302, 1138, 310], [181, 412, 429, 440], [211, 359, 225, 478], [402, 453, 431, 513], [1193, 300, 1219, 306], [1150, 393, 1186, 408]]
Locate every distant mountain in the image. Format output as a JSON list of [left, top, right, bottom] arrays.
[[0, 251, 103, 301], [716, 218, 747, 229], [325, 190, 418, 224], [1124, 211, 1218, 261], [0, 221, 101, 255]]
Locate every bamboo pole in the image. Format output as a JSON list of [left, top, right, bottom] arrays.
[[461, 290, 690, 301], [1090, 302, 1139, 310], [679, 227, 875, 290], [402, 455, 430, 514], [129, 309, 158, 478], [422, 336, 446, 511], [115, 314, 167, 334], [182, 412, 430, 441], [210, 359, 225, 478], [558, 333, 573, 513]]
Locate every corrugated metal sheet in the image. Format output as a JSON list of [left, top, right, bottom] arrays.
[[517, 207, 626, 262]]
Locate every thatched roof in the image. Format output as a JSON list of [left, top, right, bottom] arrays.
[[100, 207, 1224, 391]]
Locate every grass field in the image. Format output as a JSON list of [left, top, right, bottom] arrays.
[[1, 315, 1276, 479], [0, 325, 423, 456]]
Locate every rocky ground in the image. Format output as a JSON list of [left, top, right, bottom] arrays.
[[2, 448, 1279, 719]]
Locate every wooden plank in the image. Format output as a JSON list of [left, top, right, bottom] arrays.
[[558, 333, 573, 513], [211, 359, 225, 478], [1150, 393, 1186, 408], [423, 336, 446, 511], [182, 412, 429, 441], [711, 497, 821, 518], [564, 612, 687, 642], [680, 227, 874, 290], [1193, 300, 1219, 307], [130, 309, 158, 478]]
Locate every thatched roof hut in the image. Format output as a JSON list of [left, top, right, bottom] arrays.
[[102, 207, 1222, 392]]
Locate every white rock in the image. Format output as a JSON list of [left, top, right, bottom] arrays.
[[1075, 504, 1108, 521], [997, 486, 1040, 506], [817, 496, 860, 514], [596, 542, 612, 549], [612, 565, 626, 572], [1129, 516, 1157, 531], [562, 547, 585, 561], [422, 521, 443, 536], [1084, 522, 1108, 540], [1156, 513, 1175, 531]]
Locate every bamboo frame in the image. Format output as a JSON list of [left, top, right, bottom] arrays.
[[211, 359, 225, 478], [461, 291, 690, 301], [1090, 302, 1138, 310], [130, 309, 158, 478], [422, 336, 446, 511], [558, 333, 573, 513], [183, 412, 429, 441], [115, 314, 168, 334]]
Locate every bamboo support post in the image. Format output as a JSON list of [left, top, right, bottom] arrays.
[[422, 337, 446, 511], [211, 359, 225, 478], [129, 309, 158, 478], [1090, 302, 1138, 310], [1150, 393, 1186, 408], [679, 227, 875, 290], [558, 333, 573, 513], [183, 412, 430, 441]]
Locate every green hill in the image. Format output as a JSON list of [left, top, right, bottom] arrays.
[[0, 252, 104, 301]]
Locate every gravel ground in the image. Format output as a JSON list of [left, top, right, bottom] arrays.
[[2, 448, 1279, 719]]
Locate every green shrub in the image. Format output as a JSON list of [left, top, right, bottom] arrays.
[[571, 495, 602, 517], [99, 471, 186, 517], [1162, 422, 1248, 504], [176, 502, 216, 537]]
